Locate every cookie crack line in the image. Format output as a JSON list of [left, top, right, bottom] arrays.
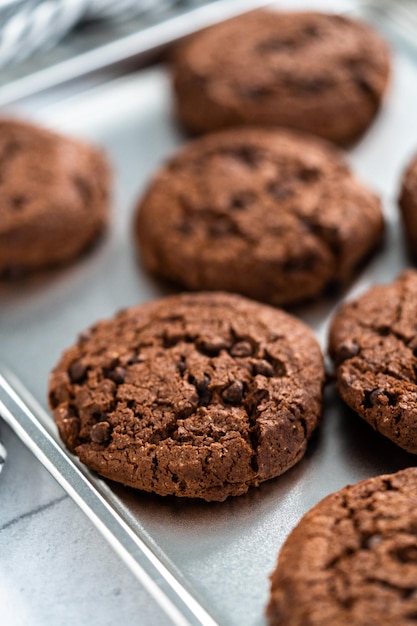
[[324, 481, 402, 571], [59, 319, 299, 450], [67, 349, 287, 449]]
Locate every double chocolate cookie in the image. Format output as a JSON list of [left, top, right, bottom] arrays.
[[49, 292, 324, 501], [399, 153, 417, 260], [329, 270, 417, 453], [0, 118, 110, 277], [135, 128, 384, 307], [173, 10, 390, 144], [267, 468, 417, 626]]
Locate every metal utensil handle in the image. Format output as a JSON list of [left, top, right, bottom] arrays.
[[0, 0, 273, 107], [0, 365, 218, 626]]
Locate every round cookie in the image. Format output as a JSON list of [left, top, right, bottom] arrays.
[[173, 10, 390, 144], [48, 292, 324, 501], [135, 128, 384, 307], [0, 118, 110, 277], [399, 153, 417, 260], [329, 270, 417, 454], [267, 468, 417, 626]]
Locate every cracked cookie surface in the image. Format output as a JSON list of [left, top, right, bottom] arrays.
[[49, 292, 324, 501], [0, 118, 110, 277], [135, 128, 384, 307], [399, 154, 417, 261], [267, 468, 417, 626], [329, 270, 417, 453], [173, 10, 390, 144]]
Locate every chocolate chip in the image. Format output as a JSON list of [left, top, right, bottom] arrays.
[[355, 75, 379, 105], [198, 336, 230, 356], [177, 221, 193, 234], [208, 218, 237, 237], [266, 183, 294, 201], [230, 190, 256, 210], [364, 534, 383, 549], [298, 166, 321, 182], [303, 24, 319, 37], [222, 380, 244, 404], [408, 337, 417, 357], [337, 340, 360, 363], [284, 254, 320, 272], [223, 145, 262, 168], [242, 85, 272, 100], [78, 328, 93, 343], [177, 360, 186, 376], [377, 326, 390, 337], [90, 421, 111, 444], [10, 194, 27, 211], [364, 388, 390, 408], [231, 341, 253, 357], [196, 374, 211, 405], [371, 388, 388, 405], [123, 353, 141, 366], [69, 360, 87, 383], [108, 367, 126, 384], [189, 373, 212, 406], [163, 334, 179, 348], [290, 77, 332, 94], [394, 545, 417, 564], [73, 175, 92, 208], [132, 354, 142, 365], [253, 360, 274, 377]]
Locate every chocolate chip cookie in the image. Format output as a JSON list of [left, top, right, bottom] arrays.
[[173, 10, 390, 144], [49, 292, 324, 501], [399, 153, 417, 260], [135, 128, 384, 307], [329, 270, 417, 454], [267, 468, 417, 626], [0, 118, 110, 277]]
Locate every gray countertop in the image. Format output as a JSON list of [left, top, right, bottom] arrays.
[[0, 421, 171, 626]]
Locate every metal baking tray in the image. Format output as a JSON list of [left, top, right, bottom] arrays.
[[2, 1, 417, 625]]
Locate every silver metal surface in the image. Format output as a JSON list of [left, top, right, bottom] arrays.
[[0, 0, 273, 108], [1, 3, 417, 626]]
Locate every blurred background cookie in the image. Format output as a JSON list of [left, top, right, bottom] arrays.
[[0, 118, 110, 278], [135, 128, 384, 307], [173, 10, 390, 144]]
